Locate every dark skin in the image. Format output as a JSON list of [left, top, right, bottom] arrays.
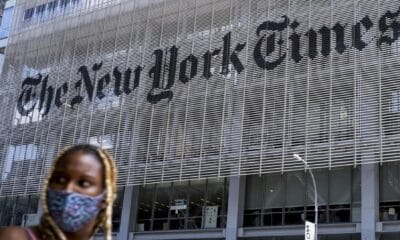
[[0, 151, 105, 240]]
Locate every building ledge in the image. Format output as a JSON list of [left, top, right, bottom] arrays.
[[377, 221, 400, 233], [131, 228, 225, 240], [128, 223, 362, 239], [238, 223, 361, 238]]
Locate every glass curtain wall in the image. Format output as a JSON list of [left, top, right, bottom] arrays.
[[380, 162, 400, 221], [0, 194, 39, 227], [244, 166, 361, 227], [240, 235, 361, 240], [136, 178, 228, 231]]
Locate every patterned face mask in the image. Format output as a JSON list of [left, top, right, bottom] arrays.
[[46, 188, 104, 232]]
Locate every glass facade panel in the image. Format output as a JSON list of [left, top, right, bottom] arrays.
[[153, 183, 171, 230], [380, 162, 400, 221], [188, 180, 205, 229], [245, 175, 264, 210], [136, 179, 228, 232], [285, 172, 305, 207], [306, 169, 329, 206], [240, 235, 361, 240], [244, 167, 360, 227], [330, 167, 351, 204], [136, 185, 155, 231], [381, 233, 400, 240], [0, 195, 39, 227], [112, 187, 124, 232], [207, 179, 228, 228], [264, 174, 284, 209]]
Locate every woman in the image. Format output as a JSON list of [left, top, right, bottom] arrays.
[[0, 144, 117, 240]]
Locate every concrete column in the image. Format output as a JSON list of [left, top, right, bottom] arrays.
[[361, 162, 379, 240], [357, 49, 381, 240], [225, 176, 246, 240], [119, 186, 140, 240]]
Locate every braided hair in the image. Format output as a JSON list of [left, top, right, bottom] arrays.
[[38, 144, 117, 240]]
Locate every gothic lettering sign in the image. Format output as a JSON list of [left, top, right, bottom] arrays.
[[16, 8, 400, 117]]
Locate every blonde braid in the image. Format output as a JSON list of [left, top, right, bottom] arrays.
[[92, 149, 117, 240], [38, 145, 117, 240], [39, 148, 70, 240]]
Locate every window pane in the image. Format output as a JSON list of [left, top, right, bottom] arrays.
[[188, 180, 206, 229], [285, 172, 305, 207], [137, 185, 155, 231], [352, 167, 361, 203], [245, 175, 264, 209], [380, 163, 400, 202], [1, 197, 15, 226], [0, 197, 5, 226], [153, 183, 173, 231], [207, 179, 227, 228], [264, 173, 284, 209], [330, 167, 351, 204], [27, 195, 39, 214], [112, 187, 124, 232], [14, 196, 29, 226], [306, 169, 328, 206], [170, 181, 188, 230]]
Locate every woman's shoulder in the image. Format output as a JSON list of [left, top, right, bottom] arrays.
[[0, 226, 32, 240]]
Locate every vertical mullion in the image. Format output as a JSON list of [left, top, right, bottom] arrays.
[[100, 3, 124, 149], [85, 6, 109, 143], [71, 11, 98, 144], [11, 24, 44, 196], [143, 0, 167, 184], [199, 0, 216, 179], [281, 0, 292, 173], [179, 0, 198, 181], [353, 0, 358, 168], [328, 0, 333, 170], [217, 0, 234, 179], [0, 40, 20, 197], [113, 0, 138, 185], [40, 27, 69, 190], [237, 0, 252, 176], [161, 0, 182, 183], [260, 0, 271, 175], [127, 0, 151, 185], [57, 19, 83, 151], [24, 24, 57, 195], [377, 0, 383, 166]]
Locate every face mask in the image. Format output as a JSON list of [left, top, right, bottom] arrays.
[[46, 188, 104, 232]]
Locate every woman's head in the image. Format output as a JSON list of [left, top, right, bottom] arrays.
[[40, 144, 117, 240]]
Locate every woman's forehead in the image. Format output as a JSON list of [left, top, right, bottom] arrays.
[[55, 151, 103, 174]]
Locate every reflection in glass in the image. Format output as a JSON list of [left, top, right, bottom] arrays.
[[244, 167, 360, 227], [136, 179, 228, 231]]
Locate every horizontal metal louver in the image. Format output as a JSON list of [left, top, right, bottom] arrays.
[[1, 0, 400, 196]]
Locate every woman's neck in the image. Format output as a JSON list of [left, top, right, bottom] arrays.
[[36, 219, 97, 240], [64, 231, 93, 240], [64, 220, 97, 240]]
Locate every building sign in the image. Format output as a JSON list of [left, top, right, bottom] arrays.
[[16, 7, 400, 117], [203, 206, 218, 229], [5, 0, 400, 196], [305, 221, 316, 240]]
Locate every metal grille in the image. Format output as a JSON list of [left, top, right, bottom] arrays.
[[1, 0, 400, 196]]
